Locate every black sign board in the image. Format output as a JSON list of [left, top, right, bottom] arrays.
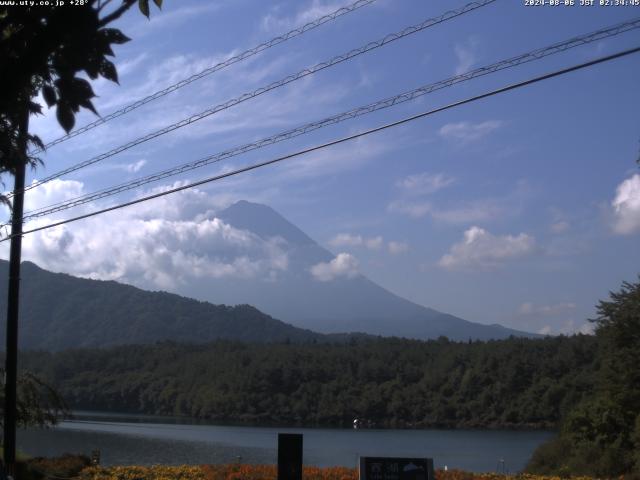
[[359, 457, 434, 480], [277, 433, 303, 480]]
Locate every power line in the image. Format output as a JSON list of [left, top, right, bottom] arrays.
[[12, 0, 495, 199], [18, 17, 640, 223], [31, 0, 379, 154], [4, 45, 638, 242]]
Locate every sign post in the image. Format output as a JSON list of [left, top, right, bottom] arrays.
[[277, 433, 303, 480]]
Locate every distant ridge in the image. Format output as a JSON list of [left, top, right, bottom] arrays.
[[0, 260, 333, 351]]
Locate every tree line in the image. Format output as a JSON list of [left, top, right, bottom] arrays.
[[20, 334, 598, 430]]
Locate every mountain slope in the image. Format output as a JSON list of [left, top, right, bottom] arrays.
[[0, 260, 327, 350], [180, 200, 536, 341], [0, 201, 536, 348]]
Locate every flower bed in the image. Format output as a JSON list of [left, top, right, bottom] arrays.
[[73, 465, 600, 480]]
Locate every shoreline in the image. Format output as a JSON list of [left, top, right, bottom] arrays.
[[68, 410, 559, 433]]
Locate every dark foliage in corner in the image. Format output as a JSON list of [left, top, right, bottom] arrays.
[[0, 0, 161, 203], [526, 277, 640, 478]]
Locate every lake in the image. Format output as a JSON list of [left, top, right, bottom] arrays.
[[17, 412, 554, 473]]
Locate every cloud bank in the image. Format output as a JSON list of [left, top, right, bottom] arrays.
[[611, 173, 640, 235], [439, 226, 535, 271], [310, 253, 359, 281], [3, 180, 289, 291]]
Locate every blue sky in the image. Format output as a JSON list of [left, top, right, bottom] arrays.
[[2, 0, 639, 335]]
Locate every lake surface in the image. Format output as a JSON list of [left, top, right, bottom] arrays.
[[17, 412, 554, 473]]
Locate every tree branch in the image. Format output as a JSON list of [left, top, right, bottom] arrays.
[[98, 0, 116, 12], [98, 0, 137, 27]]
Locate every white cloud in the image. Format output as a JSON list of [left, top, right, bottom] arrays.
[[116, 53, 149, 78], [261, 0, 351, 32], [30, 15, 363, 182], [388, 241, 408, 255], [519, 301, 586, 336], [539, 319, 594, 336], [438, 226, 535, 271], [329, 233, 383, 250], [454, 38, 480, 75], [611, 173, 640, 235], [329, 233, 363, 247], [328, 234, 405, 254], [576, 322, 595, 335], [388, 198, 508, 224], [365, 236, 383, 250], [310, 253, 359, 282], [431, 201, 508, 224], [438, 120, 503, 143], [22, 178, 85, 214], [126, 2, 224, 36], [538, 325, 553, 335], [32, 45, 302, 153], [2, 180, 289, 290], [125, 159, 147, 173], [388, 181, 529, 224], [396, 172, 454, 195]]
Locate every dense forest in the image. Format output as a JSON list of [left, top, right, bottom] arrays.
[[20, 334, 597, 430]]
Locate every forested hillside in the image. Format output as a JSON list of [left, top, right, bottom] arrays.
[[0, 261, 331, 349], [21, 335, 597, 429], [0, 260, 530, 349]]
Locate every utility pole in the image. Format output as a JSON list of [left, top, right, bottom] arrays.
[[3, 106, 29, 477]]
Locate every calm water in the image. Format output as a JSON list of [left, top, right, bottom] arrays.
[[17, 412, 553, 473]]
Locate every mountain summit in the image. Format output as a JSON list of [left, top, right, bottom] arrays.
[[180, 200, 536, 341], [218, 200, 315, 247]]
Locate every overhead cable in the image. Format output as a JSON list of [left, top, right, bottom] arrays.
[[4, 45, 638, 242], [31, 0, 380, 154], [19, 18, 640, 222], [12, 0, 496, 198]]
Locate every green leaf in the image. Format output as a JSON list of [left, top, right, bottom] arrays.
[[99, 59, 119, 84], [42, 85, 57, 107], [101, 28, 131, 45], [79, 98, 98, 116], [29, 101, 43, 115], [153, 0, 162, 7], [71, 77, 96, 99], [85, 56, 101, 79], [139, 0, 150, 18], [28, 134, 45, 151], [56, 103, 75, 133]]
